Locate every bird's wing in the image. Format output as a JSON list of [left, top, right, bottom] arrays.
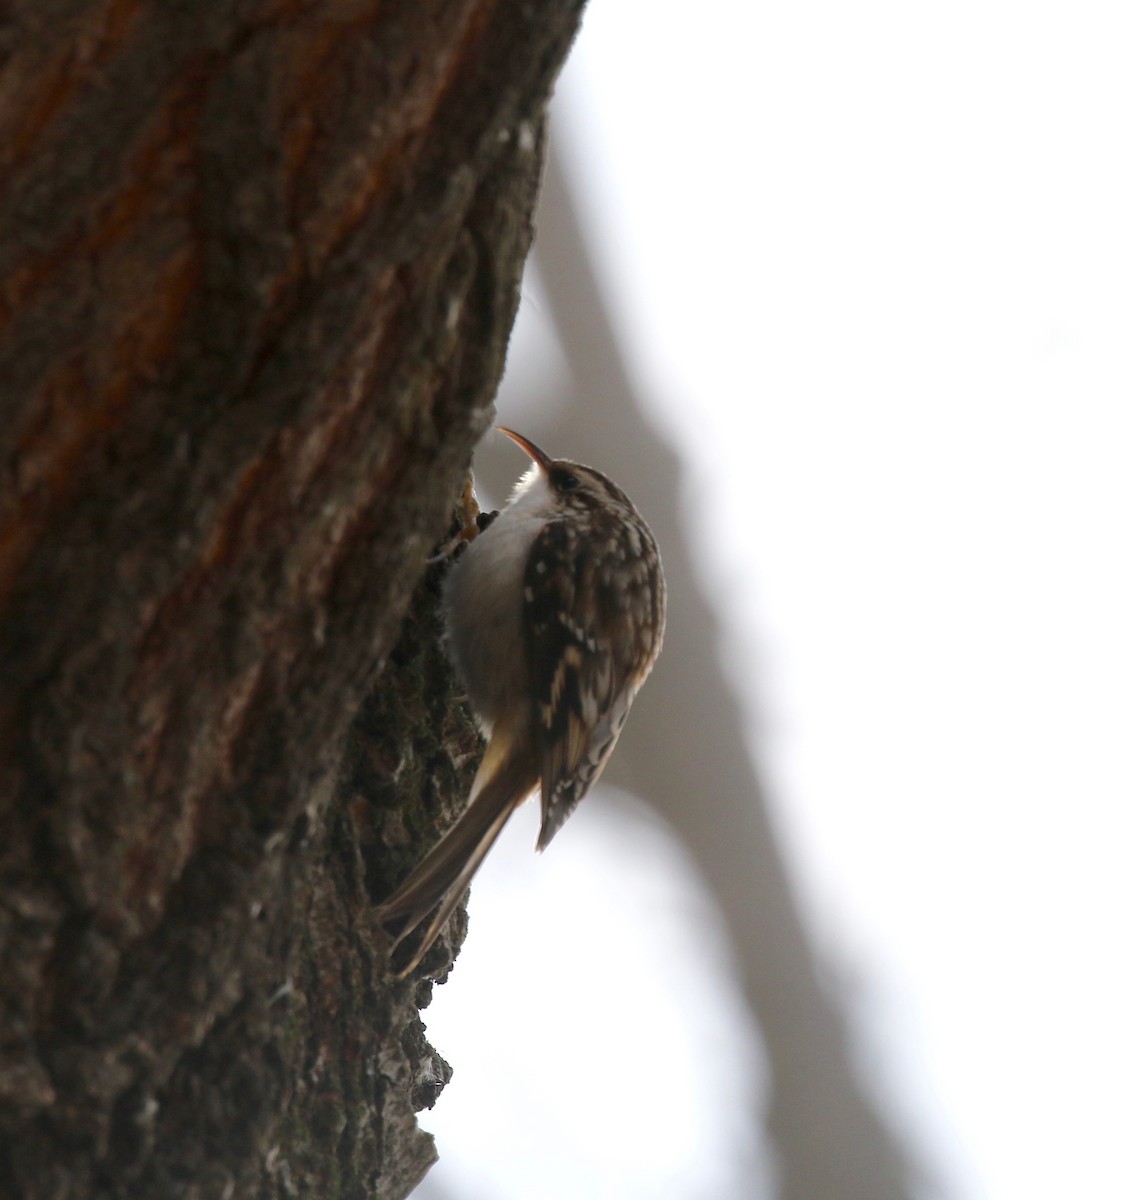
[[524, 520, 632, 851]]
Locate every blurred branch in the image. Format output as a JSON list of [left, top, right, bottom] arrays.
[[522, 123, 918, 1200]]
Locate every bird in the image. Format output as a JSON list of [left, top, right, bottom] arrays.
[[375, 427, 666, 976]]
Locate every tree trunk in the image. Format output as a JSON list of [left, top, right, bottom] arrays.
[[0, 3, 585, 1196]]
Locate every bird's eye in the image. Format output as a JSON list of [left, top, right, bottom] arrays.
[[553, 469, 580, 492]]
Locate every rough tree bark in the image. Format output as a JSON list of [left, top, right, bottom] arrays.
[[0, 3, 586, 1197]]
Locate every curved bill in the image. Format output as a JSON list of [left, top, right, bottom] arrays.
[[496, 426, 552, 470]]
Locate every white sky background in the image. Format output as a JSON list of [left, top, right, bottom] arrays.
[[416, 3, 1121, 1198]]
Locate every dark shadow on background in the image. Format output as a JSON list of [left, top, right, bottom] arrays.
[[476, 121, 923, 1200]]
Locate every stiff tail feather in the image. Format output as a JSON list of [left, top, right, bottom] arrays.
[[375, 742, 533, 977]]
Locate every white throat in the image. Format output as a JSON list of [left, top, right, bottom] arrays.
[[506, 464, 551, 517]]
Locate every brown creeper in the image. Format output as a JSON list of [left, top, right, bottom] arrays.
[[376, 427, 667, 976]]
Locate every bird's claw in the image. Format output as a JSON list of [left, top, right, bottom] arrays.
[[427, 474, 498, 564]]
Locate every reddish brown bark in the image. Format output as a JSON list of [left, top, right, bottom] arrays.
[[0, 3, 585, 1196]]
